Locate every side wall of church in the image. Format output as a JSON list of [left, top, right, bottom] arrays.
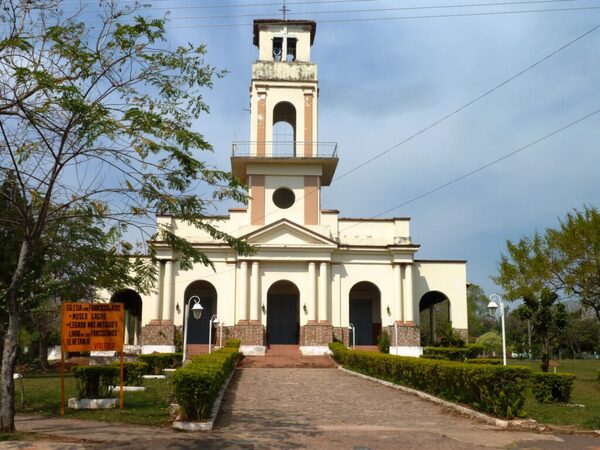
[[413, 261, 468, 332]]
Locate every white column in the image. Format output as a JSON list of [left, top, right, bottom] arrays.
[[124, 311, 130, 345], [153, 261, 162, 321], [238, 261, 248, 322], [250, 261, 260, 322], [318, 262, 328, 323], [307, 262, 316, 322], [133, 316, 139, 345], [393, 264, 403, 322], [404, 263, 414, 323], [163, 260, 174, 322]]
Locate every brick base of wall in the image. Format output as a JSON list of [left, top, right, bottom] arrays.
[[333, 327, 350, 346], [232, 322, 265, 346], [454, 328, 469, 340], [300, 324, 333, 346], [141, 320, 176, 346], [386, 323, 421, 347]]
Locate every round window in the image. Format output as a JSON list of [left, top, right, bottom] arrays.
[[272, 187, 295, 209]]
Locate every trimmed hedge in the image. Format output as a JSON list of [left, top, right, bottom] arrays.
[[422, 344, 483, 361], [111, 361, 148, 386], [465, 358, 503, 365], [172, 347, 239, 421], [73, 365, 119, 399], [330, 342, 531, 418], [225, 339, 241, 348], [138, 353, 182, 375], [530, 372, 576, 403]]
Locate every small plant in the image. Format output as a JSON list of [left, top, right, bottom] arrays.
[[112, 362, 148, 386], [377, 330, 390, 353], [138, 353, 182, 375], [530, 372, 576, 403], [73, 366, 119, 399]]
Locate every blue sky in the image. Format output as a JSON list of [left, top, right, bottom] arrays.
[[79, 0, 600, 295]]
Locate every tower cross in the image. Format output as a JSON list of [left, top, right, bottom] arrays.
[[279, 1, 290, 20]]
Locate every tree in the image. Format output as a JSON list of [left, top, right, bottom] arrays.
[[0, 1, 251, 431], [546, 207, 600, 322], [466, 284, 496, 337], [495, 206, 600, 321], [476, 331, 502, 357], [517, 290, 566, 372]]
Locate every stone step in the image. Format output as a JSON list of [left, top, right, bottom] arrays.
[[238, 345, 336, 369]]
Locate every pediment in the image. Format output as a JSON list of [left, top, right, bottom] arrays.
[[242, 219, 337, 248]]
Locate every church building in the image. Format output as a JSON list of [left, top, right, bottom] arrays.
[[108, 19, 468, 358]]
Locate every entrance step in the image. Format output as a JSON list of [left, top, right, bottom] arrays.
[[238, 345, 336, 369], [186, 344, 210, 357], [354, 345, 380, 352]]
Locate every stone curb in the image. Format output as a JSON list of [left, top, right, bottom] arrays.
[[172, 363, 237, 432], [337, 366, 539, 430]]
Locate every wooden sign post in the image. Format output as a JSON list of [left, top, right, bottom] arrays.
[[60, 302, 125, 415]]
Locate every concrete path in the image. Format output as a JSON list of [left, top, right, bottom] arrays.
[[10, 368, 600, 449]]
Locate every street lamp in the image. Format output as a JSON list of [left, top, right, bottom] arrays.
[[208, 315, 219, 354], [348, 323, 356, 349], [182, 296, 203, 363], [487, 294, 507, 366]]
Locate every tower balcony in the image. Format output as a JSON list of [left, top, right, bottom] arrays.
[[231, 141, 339, 186]]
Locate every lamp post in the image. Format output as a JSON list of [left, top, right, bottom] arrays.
[[487, 294, 507, 366], [208, 315, 219, 354], [348, 323, 356, 349], [182, 296, 203, 363]]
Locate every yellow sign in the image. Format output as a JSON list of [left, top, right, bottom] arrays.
[[61, 303, 124, 352]]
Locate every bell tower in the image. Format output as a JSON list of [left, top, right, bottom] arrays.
[[232, 19, 338, 227]]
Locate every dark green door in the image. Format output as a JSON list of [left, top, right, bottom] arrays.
[[186, 296, 214, 344], [267, 294, 299, 344], [350, 298, 373, 345]]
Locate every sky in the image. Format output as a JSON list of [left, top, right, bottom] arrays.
[[71, 0, 600, 296]]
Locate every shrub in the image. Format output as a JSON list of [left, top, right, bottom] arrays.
[[111, 361, 148, 386], [138, 353, 182, 375], [172, 347, 239, 421], [464, 358, 503, 365], [377, 330, 390, 353], [329, 343, 531, 418], [225, 339, 241, 348], [477, 331, 503, 357], [73, 365, 119, 399], [530, 372, 576, 403], [423, 344, 483, 361]]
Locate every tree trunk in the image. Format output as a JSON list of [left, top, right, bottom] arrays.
[[0, 240, 30, 432], [540, 337, 550, 372], [38, 330, 50, 372], [0, 304, 19, 432]]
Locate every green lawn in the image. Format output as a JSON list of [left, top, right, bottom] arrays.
[[15, 372, 173, 426], [508, 359, 600, 430]]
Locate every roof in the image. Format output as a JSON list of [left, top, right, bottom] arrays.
[[253, 19, 317, 46]]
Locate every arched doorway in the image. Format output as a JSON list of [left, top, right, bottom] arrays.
[[184, 281, 217, 344], [349, 282, 381, 346], [419, 291, 450, 345], [272, 101, 296, 156], [111, 289, 142, 346], [266, 280, 299, 345]]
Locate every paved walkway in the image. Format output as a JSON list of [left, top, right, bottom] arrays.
[[10, 368, 600, 449]]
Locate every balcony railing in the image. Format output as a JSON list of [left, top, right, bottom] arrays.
[[232, 141, 338, 158]]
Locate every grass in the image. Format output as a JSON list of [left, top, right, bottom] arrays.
[[508, 359, 600, 430], [14, 371, 173, 426]]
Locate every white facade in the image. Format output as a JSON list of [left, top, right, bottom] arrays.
[[112, 20, 468, 356]]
